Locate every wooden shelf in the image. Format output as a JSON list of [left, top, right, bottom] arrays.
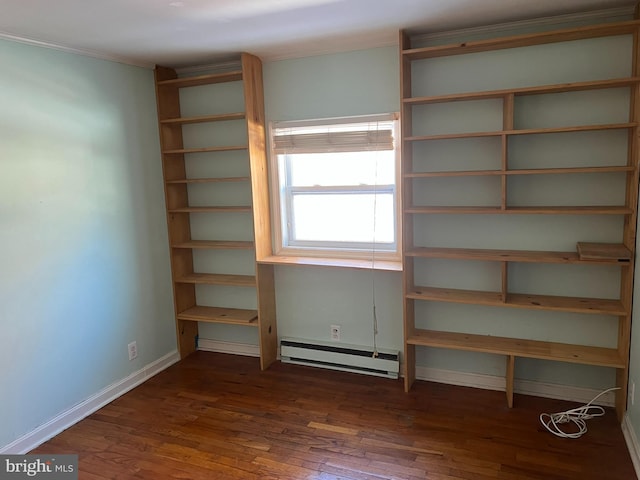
[[157, 70, 243, 88], [168, 206, 252, 213], [403, 77, 640, 105], [401, 20, 640, 60], [155, 54, 278, 369], [160, 113, 245, 125], [577, 242, 632, 261], [405, 166, 635, 178], [162, 145, 247, 155], [176, 273, 256, 287], [405, 205, 632, 215], [166, 176, 251, 184], [259, 255, 403, 272], [405, 246, 629, 265], [177, 305, 258, 326], [406, 329, 624, 368], [406, 285, 626, 315], [400, 18, 638, 419], [172, 240, 254, 250], [404, 123, 636, 142]]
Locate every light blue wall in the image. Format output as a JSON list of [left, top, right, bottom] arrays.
[[0, 40, 176, 449], [263, 47, 403, 351]]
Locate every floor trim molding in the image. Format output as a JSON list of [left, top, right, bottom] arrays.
[[622, 414, 640, 479], [414, 365, 615, 406], [0, 350, 180, 454]]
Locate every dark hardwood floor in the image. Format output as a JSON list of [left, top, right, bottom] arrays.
[[33, 351, 636, 479]]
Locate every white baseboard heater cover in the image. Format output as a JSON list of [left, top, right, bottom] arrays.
[[280, 337, 400, 379]]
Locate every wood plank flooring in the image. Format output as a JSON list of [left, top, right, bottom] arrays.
[[32, 352, 636, 479]]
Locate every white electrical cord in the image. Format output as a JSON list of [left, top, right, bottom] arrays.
[[370, 122, 381, 359], [539, 387, 620, 439]]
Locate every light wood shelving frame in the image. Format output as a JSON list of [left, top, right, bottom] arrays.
[[400, 19, 640, 419], [154, 53, 278, 370]]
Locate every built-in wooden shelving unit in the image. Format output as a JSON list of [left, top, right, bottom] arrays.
[[154, 54, 278, 370], [400, 19, 639, 419]]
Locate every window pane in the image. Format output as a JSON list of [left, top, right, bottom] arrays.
[[288, 151, 395, 187], [291, 193, 395, 244]]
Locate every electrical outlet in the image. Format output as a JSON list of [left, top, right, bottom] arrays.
[[330, 325, 341, 341], [128, 341, 138, 361], [631, 381, 635, 406]]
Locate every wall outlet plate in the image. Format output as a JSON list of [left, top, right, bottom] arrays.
[[128, 341, 138, 361], [330, 325, 341, 341]]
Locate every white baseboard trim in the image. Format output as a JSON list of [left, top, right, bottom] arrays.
[[414, 365, 616, 407], [197, 339, 260, 357], [0, 350, 180, 454], [623, 414, 640, 479]]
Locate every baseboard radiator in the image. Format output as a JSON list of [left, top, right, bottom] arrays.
[[280, 337, 400, 379]]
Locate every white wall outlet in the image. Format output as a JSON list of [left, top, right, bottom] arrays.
[[128, 341, 138, 361], [330, 325, 341, 341], [631, 381, 635, 406]]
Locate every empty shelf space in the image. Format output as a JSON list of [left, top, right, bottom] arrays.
[[403, 77, 640, 105], [405, 206, 632, 215], [577, 242, 632, 261], [404, 123, 636, 142], [160, 112, 245, 125], [401, 20, 640, 60], [162, 146, 247, 155], [404, 246, 624, 264], [407, 285, 626, 315], [172, 240, 254, 250], [177, 305, 258, 326], [166, 176, 251, 184], [406, 329, 625, 368], [176, 273, 256, 287], [405, 166, 635, 178], [157, 70, 243, 87], [168, 206, 252, 213]]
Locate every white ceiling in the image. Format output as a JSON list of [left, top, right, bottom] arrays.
[[0, 0, 634, 68]]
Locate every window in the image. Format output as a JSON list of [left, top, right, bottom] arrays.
[[269, 114, 400, 264]]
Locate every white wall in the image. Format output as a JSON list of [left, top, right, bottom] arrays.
[[0, 39, 176, 449]]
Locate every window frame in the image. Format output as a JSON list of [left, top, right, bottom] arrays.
[[268, 113, 402, 265]]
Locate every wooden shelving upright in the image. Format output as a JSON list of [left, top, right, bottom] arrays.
[[400, 20, 640, 418], [154, 53, 277, 370]]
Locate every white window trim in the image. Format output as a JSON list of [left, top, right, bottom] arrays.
[[268, 113, 402, 266]]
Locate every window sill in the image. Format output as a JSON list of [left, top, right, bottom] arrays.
[[258, 255, 403, 272]]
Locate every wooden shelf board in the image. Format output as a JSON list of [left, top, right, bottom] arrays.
[[403, 77, 640, 105], [166, 176, 251, 184], [405, 166, 634, 178], [405, 246, 625, 265], [177, 305, 258, 326], [172, 240, 255, 250], [168, 206, 252, 213], [407, 285, 626, 315], [176, 273, 256, 287], [157, 70, 243, 88], [160, 113, 245, 125], [259, 255, 402, 271], [577, 242, 632, 261], [163, 145, 247, 155], [404, 123, 636, 142], [406, 205, 632, 215], [402, 20, 640, 60], [406, 329, 624, 368]]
